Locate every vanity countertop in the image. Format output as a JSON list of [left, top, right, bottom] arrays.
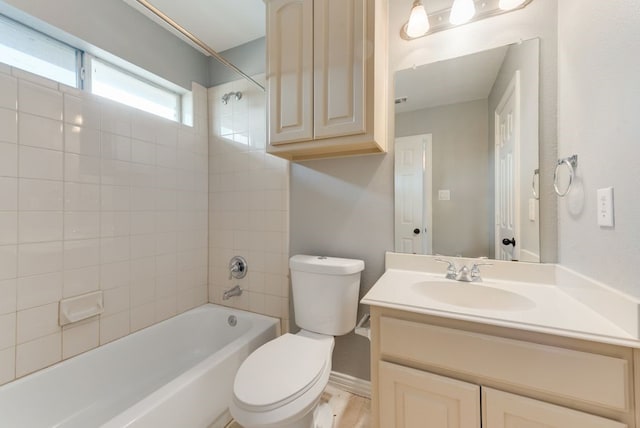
[[361, 253, 640, 348]]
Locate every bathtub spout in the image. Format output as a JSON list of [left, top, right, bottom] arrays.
[[223, 285, 243, 300]]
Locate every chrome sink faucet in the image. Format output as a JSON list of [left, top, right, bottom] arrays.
[[436, 258, 492, 282]]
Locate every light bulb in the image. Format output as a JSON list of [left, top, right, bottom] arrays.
[[450, 0, 476, 25], [405, 1, 430, 38], [498, 0, 526, 11]]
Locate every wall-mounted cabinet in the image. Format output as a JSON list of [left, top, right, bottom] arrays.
[[371, 308, 637, 428], [265, 0, 388, 161]]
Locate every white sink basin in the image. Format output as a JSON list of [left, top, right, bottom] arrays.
[[411, 280, 536, 311]]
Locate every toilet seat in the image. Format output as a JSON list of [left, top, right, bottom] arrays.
[[233, 333, 330, 412]]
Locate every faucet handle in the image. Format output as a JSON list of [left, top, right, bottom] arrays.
[[435, 258, 457, 279], [470, 262, 493, 281]]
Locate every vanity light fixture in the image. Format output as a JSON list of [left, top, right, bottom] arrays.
[[402, 0, 534, 40], [450, 0, 476, 25], [403, 0, 430, 39]]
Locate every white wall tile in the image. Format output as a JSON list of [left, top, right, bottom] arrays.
[[0, 142, 17, 177], [18, 211, 63, 243], [19, 146, 63, 181], [16, 302, 59, 344], [64, 153, 101, 184], [0, 244, 16, 281], [101, 185, 130, 212], [100, 211, 130, 237], [16, 272, 63, 310], [65, 182, 100, 211], [131, 114, 156, 143], [18, 80, 62, 120], [0, 108, 18, 144], [0, 211, 17, 245], [64, 212, 100, 240], [63, 94, 100, 129], [19, 179, 63, 211], [0, 177, 17, 211], [18, 242, 63, 277], [0, 279, 16, 315], [101, 104, 131, 137], [100, 237, 130, 264], [64, 125, 100, 157], [100, 261, 130, 290], [63, 266, 99, 298], [0, 346, 15, 385], [132, 139, 156, 165], [130, 302, 155, 332], [19, 113, 63, 151], [101, 133, 131, 161], [62, 318, 99, 359], [99, 311, 129, 345], [0, 73, 17, 111], [102, 286, 130, 316], [0, 312, 16, 349], [63, 239, 100, 270], [15, 332, 61, 377], [131, 278, 155, 307]]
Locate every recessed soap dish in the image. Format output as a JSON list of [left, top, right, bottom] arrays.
[[59, 291, 104, 326]]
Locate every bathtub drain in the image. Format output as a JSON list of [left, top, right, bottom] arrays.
[[228, 315, 237, 327]]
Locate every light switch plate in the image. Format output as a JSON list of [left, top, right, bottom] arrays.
[[597, 187, 614, 227], [438, 190, 450, 201]]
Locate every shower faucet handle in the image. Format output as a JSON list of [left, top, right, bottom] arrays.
[[229, 256, 247, 280]]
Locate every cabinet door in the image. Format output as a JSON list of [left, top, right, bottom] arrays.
[[266, 0, 313, 145], [313, 0, 367, 139], [483, 388, 627, 428], [379, 361, 480, 428]]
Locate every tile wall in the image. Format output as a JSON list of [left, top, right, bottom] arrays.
[[207, 76, 290, 332], [0, 64, 209, 385]]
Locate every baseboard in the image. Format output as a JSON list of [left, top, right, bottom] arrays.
[[328, 371, 371, 399]]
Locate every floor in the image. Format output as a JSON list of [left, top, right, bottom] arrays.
[[226, 384, 371, 427]]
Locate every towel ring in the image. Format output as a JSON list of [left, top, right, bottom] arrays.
[[553, 155, 578, 197], [531, 168, 540, 200]]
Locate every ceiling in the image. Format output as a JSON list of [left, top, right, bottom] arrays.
[[124, 0, 266, 54], [394, 44, 508, 113]]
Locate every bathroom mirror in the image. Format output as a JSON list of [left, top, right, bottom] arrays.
[[394, 38, 540, 262]]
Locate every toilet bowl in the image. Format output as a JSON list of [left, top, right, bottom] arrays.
[[230, 331, 334, 428], [229, 255, 364, 428]]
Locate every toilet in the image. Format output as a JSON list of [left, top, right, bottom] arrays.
[[229, 255, 365, 428]]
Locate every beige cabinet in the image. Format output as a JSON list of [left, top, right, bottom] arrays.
[[266, 0, 388, 161], [379, 361, 480, 428], [370, 308, 637, 428], [483, 388, 627, 428]]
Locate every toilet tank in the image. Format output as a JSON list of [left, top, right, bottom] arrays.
[[290, 255, 365, 336]]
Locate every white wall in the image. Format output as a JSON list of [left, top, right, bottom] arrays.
[[557, 1, 640, 298], [0, 65, 209, 385], [207, 76, 290, 332]]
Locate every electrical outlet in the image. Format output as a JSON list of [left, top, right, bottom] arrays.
[[597, 187, 614, 227]]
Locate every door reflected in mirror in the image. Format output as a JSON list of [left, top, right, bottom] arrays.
[[394, 38, 540, 262]]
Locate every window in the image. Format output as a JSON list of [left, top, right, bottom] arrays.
[[89, 58, 181, 122], [0, 14, 79, 87], [0, 13, 187, 123]]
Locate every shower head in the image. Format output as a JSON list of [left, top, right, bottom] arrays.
[[222, 91, 243, 104]]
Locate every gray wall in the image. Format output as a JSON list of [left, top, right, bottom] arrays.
[[557, 0, 640, 298], [488, 39, 541, 261], [210, 37, 266, 86], [396, 100, 490, 258], [290, 154, 394, 380], [0, 0, 210, 89]]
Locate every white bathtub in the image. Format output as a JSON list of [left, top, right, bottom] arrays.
[[0, 304, 279, 428]]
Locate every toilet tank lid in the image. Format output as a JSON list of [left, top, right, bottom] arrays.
[[289, 255, 365, 275]]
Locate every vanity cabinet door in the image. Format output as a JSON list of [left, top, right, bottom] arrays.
[[379, 361, 480, 428], [483, 388, 627, 428], [266, 0, 314, 145]]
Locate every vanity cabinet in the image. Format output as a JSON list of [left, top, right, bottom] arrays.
[[265, 0, 388, 161], [370, 307, 637, 427]]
